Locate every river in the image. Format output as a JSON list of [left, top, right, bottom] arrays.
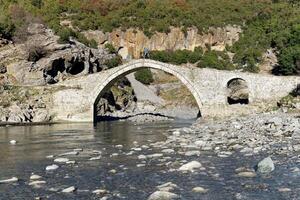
[[0, 120, 299, 199]]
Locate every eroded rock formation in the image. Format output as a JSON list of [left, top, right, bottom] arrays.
[[84, 26, 242, 59], [0, 23, 134, 123]]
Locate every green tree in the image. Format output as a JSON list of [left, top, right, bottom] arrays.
[[134, 68, 154, 85]]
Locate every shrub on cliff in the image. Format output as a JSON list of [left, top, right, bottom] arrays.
[[149, 47, 203, 65], [134, 68, 154, 85], [0, 14, 15, 40], [104, 56, 122, 69]]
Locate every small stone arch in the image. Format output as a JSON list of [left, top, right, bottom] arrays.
[[226, 78, 249, 105], [90, 59, 203, 122]]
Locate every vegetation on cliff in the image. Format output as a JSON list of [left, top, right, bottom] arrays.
[[0, 0, 299, 74]]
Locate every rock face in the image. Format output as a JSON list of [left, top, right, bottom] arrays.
[[84, 26, 242, 59], [0, 23, 132, 123], [0, 23, 115, 86], [0, 64, 6, 74]]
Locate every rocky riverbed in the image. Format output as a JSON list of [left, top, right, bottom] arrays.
[[0, 112, 300, 199]]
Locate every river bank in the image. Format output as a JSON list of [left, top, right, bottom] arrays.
[[0, 112, 300, 199]]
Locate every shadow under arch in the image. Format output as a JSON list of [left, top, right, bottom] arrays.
[[226, 78, 249, 105], [90, 59, 203, 122]]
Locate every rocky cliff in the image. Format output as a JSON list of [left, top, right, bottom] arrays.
[[0, 23, 136, 123], [84, 26, 242, 59]]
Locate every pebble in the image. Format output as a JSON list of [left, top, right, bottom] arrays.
[[138, 155, 147, 160], [62, 186, 76, 193], [178, 161, 202, 172], [157, 182, 178, 192], [0, 177, 18, 184], [92, 189, 108, 195], [59, 151, 79, 156], [89, 156, 101, 161], [46, 164, 59, 171], [54, 158, 69, 163], [147, 154, 163, 159], [278, 187, 291, 192], [9, 140, 17, 145], [237, 171, 256, 178], [192, 187, 209, 193], [30, 174, 42, 180], [29, 181, 46, 188], [162, 149, 175, 154], [148, 191, 179, 200], [115, 145, 123, 149]]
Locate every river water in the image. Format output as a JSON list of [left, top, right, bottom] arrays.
[[0, 120, 299, 200]]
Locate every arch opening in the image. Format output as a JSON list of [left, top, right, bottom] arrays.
[[227, 78, 249, 105], [91, 61, 202, 123]]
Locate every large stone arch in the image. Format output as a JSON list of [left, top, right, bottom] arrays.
[[90, 59, 203, 121]]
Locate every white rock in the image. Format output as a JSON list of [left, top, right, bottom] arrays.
[[54, 158, 69, 163], [92, 189, 108, 194], [73, 148, 83, 152], [30, 174, 42, 180], [62, 186, 76, 193], [157, 182, 178, 192], [115, 145, 123, 149], [147, 154, 163, 159], [278, 188, 291, 192], [192, 187, 209, 193], [138, 155, 147, 160], [89, 156, 101, 161], [59, 151, 79, 156], [46, 164, 59, 171], [46, 155, 54, 159], [256, 156, 275, 174], [184, 151, 200, 156], [237, 171, 256, 178], [0, 177, 18, 184], [162, 149, 175, 154], [148, 191, 179, 200], [178, 161, 202, 172], [29, 181, 46, 187], [9, 140, 17, 145]]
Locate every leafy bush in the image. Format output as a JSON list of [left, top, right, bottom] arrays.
[[57, 27, 98, 48], [0, 18, 15, 39], [104, 56, 122, 69], [276, 45, 300, 75], [150, 47, 203, 65], [105, 43, 117, 54], [134, 68, 154, 85], [197, 50, 235, 70]]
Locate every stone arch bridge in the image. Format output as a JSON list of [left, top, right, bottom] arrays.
[[50, 59, 300, 122]]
